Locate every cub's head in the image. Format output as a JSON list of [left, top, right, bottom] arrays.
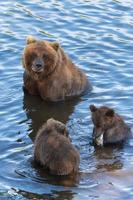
[[89, 105, 115, 146], [23, 36, 60, 80], [45, 118, 70, 140]]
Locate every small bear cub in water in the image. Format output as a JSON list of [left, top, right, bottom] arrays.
[[34, 118, 80, 175], [90, 105, 130, 146]]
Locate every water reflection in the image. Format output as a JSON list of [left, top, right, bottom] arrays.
[[94, 146, 123, 172], [17, 189, 76, 200], [23, 90, 81, 140], [0, 0, 133, 198], [32, 160, 80, 187]]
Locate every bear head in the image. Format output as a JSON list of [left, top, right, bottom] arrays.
[[39, 118, 71, 142], [89, 105, 115, 146], [23, 36, 60, 80]]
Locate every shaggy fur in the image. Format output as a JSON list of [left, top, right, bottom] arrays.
[[34, 118, 80, 175], [23, 36, 91, 101], [90, 105, 130, 146]]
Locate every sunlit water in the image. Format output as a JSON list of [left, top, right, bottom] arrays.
[[0, 0, 133, 199]]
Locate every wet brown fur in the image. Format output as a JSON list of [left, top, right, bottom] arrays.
[[90, 105, 130, 145], [23, 36, 91, 101], [34, 118, 80, 175]]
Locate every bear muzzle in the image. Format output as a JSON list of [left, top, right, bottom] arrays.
[[32, 59, 44, 73]]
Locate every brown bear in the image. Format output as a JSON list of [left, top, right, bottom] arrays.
[[89, 105, 130, 146], [22, 36, 91, 101], [34, 118, 80, 175]]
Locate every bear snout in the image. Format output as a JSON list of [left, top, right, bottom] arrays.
[[32, 59, 44, 73]]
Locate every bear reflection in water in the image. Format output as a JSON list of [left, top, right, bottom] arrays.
[[90, 105, 130, 146], [17, 188, 76, 200], [23, 91, 80, 140], [93, 145, 123, 172], [34, 118, 80, 176]]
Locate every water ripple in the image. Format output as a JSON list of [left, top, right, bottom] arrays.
[[0, 0, 133, 199]]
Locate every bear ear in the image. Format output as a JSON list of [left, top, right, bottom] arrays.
[[90, 105, 97, 112], [105, 109, 114, 117], [26, 35, 37, 45], [57, 123, 66, 134], [50, 42, 60, 51]]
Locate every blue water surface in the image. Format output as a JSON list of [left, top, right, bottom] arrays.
[[0, 0, 133, 199]]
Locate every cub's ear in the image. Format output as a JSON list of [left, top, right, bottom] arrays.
[[26, 36, 37, 45], [57, 123, 66, 134], [106, 109, 114, 117], [50, 42, 60, 51], [90, 105, 97, 112]]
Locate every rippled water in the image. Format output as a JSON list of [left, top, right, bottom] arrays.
[[0, 0, 133, 199]]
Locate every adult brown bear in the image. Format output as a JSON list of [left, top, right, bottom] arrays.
[[89, 105, 130, 146], [34, 118, 80, 175], [23, 36, 91, 101]]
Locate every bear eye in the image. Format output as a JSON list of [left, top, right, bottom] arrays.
[[29, 53, 37, 60], [43, 54, 48, 59]]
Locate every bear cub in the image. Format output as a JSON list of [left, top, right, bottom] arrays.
[[90, 105, 130, 146], [34, 118, 80, 175], [23, 36, 91, 101]]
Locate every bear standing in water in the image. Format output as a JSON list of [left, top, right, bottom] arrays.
[[89, 105, 130, 146], [34, 118, 80, 175], [23, 36, 91, 101]]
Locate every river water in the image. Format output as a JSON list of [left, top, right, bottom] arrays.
[[0, 0, 133, 199]]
